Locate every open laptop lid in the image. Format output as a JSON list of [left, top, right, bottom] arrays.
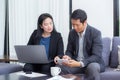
[[14, 45, 53, 64]]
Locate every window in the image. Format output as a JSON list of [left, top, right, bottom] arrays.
[[0, 0, 5, 58], [72, 0, 113, 37], [118, 0, 120, 36], [9, 0, 69, 59]]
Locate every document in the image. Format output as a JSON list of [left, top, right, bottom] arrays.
[[47, 75, 75, 80], [16, 71, 47, 78]]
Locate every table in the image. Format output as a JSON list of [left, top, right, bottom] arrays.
[[0, 58, 18, 62], [0, 72, 84, 80], [0, 56, 18, 63]]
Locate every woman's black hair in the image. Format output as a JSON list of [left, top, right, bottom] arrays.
[[36, 13, 57, 37]]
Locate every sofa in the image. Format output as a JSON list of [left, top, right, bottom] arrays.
[[100, 37, 120, 80], [1, 37, 120, 79], [0, 62, 22, 75], [75, 37, 120, 80]]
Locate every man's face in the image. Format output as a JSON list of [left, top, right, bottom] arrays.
[[71, 19, 86, 33]]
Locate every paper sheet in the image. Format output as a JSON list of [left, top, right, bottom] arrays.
[[16, 71, 47, 78], [47, 75, 75, 80]]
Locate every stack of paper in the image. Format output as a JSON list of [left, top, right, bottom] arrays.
[[47, 75, 75, 80], [16, 71, 47, 78]]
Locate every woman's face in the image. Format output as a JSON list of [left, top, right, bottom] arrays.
[[41, 17, 53, 33]]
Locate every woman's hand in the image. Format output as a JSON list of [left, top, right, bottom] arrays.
[[54, 56, 60, 64]]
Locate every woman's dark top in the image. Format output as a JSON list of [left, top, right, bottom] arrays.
[[24, 30, 64, 74]]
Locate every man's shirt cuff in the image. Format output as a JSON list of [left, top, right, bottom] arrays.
[[80, 61, 85, 67]]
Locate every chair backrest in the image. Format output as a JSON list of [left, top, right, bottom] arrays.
[[102, 37, 111, 67], [110, 37, 120, 68]]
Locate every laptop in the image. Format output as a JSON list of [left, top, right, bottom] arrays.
[[14, 45, 53, 64]]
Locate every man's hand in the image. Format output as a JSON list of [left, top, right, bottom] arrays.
[[63, 59, 81, 67], [62, 55, 71, 60]]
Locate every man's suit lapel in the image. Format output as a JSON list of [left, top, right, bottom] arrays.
[[75, 32, 79, 56], [83, 25, 90, 57]]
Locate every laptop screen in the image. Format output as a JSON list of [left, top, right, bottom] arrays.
[[14, 45, 53, 64]]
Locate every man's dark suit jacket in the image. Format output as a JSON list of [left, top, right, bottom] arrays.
[[66, 25, 105, 72], [27, 30, 64, 60]]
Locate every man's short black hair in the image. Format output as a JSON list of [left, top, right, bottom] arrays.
[[71, 9, 87, 23]]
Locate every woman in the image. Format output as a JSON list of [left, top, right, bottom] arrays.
[[23, 13, 64, 74]]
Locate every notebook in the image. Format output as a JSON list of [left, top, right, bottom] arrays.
[[14, 45, 53, 64]]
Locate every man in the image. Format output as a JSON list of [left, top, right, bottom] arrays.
[[56, 9, 105, 80]]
